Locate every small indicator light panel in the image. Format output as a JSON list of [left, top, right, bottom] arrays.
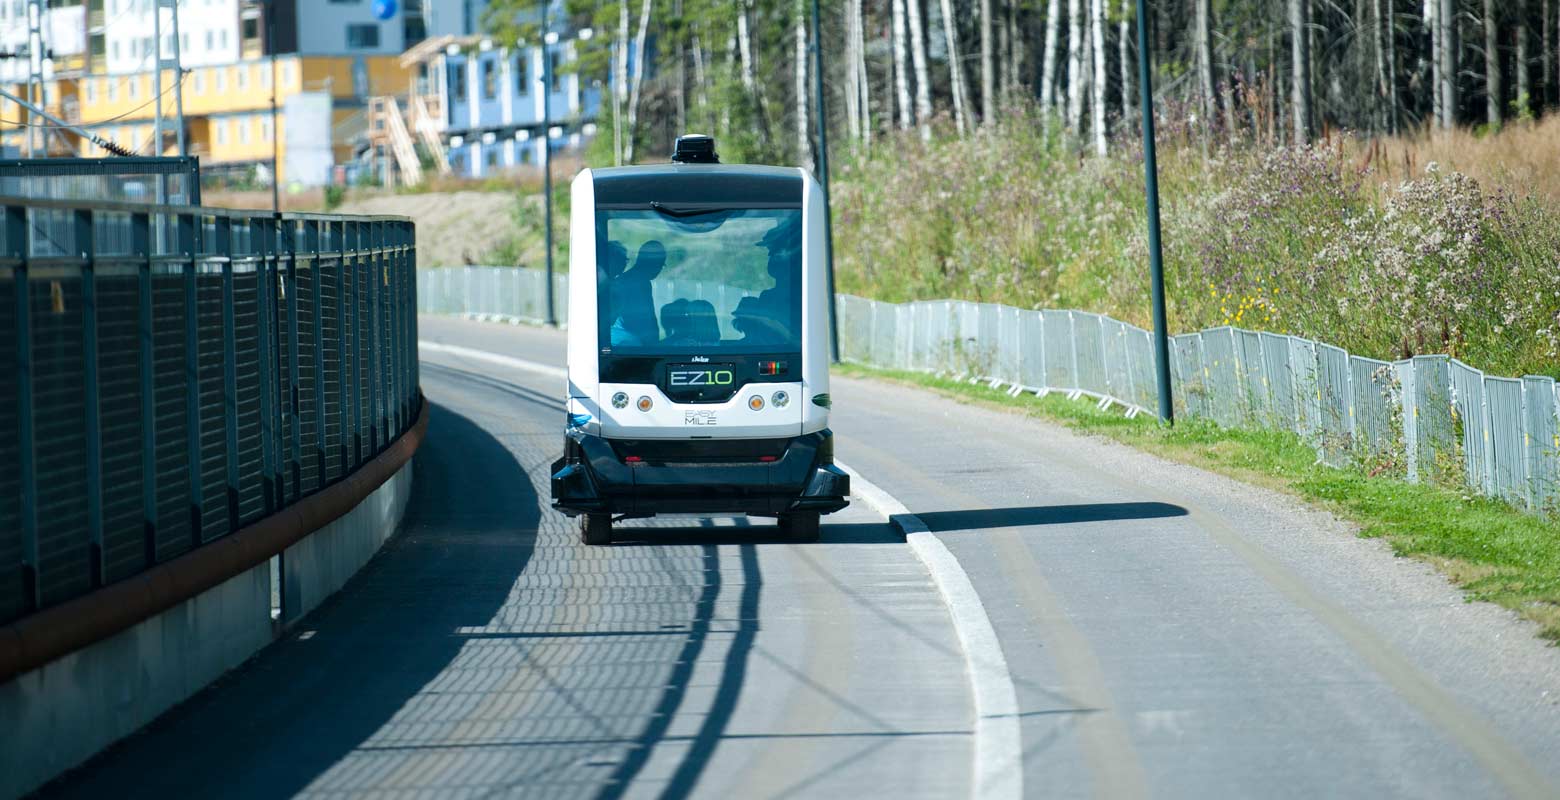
[[759, 360, 788, 376]]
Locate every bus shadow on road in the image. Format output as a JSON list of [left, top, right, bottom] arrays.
[[914, 502, 1188, 532], [609, 519, 903, 546]]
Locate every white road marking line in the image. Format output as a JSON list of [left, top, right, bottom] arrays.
[[838, 461, 1023, 800], [418, 338, 1019, 799], [418, 340, 568, 380]]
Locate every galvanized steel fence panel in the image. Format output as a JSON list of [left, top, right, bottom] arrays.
[[2, 198, 419, 627]]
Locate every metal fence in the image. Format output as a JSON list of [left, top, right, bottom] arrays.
[[419, 265, 571, 327], [0, 157, 201, 205], [2, 196, 420, 626], [417, 266, 1560, 515]]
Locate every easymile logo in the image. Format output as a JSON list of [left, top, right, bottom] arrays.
[[684, 410, 717, 426]]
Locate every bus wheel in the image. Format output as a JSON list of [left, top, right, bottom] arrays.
[[781, 512, 820, 543], [580, 513, 613, 546]]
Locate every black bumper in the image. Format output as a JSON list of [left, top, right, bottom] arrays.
[[551, 430, 850, 516]]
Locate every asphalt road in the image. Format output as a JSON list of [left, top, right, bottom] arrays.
[[43, 315, 1560, 799], [39, 316, 971, 800]]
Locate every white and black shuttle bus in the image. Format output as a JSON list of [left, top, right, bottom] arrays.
[[550, 135, 850, 545]]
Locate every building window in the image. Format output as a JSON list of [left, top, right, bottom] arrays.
[[215, 119, 226, 145], [205, 30, 213, 50], [260, 63, 271, 88], [260, 116, 272, 142], [84, 79, 95, 103], [449, 61, 466, 101], [549, 52, 562, 92], [128, 77, 138, 99], [236, 65, 247, 89], [239, 119, 249, 144], [180, 33, 188, 53], [107, 80, 117, 101], [514, 54, 528, 94], [111, 40, 119, 60], [485, 145, 499, 169], [481, 59, 496, 100], [216, 68, 225, 92], [346, 24, 379, 49], [279, 60, 293, 85]]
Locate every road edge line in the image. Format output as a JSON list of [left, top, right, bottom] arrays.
[[838, 461, 1023, 800], [419, 340, 569, 380]]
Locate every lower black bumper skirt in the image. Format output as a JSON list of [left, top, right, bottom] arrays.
[[551, 431, 850, 517]]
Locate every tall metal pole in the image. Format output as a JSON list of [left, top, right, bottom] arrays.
[[167, 0, 186, 157], [810, 0, 839, 363], [152, 1, 163, 158], [1136, 0, 1173, 425], [268, 1, 280, 214], [541, 3, 557, 327]]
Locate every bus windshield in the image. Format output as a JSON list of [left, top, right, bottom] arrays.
[[596, 208, 802, 355]]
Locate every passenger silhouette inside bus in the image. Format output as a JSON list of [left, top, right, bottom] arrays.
[[609, 240, 666, 346], [733, 238, 796, 345], [659, 298, 722, 346]]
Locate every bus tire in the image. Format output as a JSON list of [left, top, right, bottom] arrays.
[[781, 512, 820, 543], [580, 513, 613, 546]]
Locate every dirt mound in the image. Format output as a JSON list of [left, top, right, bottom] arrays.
[[335, 191, 522, 268]]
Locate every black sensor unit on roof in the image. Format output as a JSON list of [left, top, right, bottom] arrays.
[[671, 134, 719, 164]]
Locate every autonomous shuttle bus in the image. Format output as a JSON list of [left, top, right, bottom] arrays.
[[550, 135, 850, 545]]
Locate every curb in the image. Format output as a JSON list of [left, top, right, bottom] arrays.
[[838, 461, 1023, 800]]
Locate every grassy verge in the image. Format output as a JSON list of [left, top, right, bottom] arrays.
[[838, 362, 1560, 643]]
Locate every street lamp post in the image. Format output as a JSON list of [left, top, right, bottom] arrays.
[[809, 0, 839, 363], [1136, 0, 1174, 425], [541, 14, 558, 327]]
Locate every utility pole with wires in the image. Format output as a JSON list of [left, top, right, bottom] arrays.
[[25, 0, 45, 157]]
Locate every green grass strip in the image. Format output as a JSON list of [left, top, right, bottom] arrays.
[[839, 362, 1560, 643]]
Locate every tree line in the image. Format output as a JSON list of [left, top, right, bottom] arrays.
[[482, 0, 1560, 164]]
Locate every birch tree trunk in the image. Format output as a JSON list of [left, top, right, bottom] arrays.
[[1118, 0, 1133, 129], [796, 0, 812, 171], [906, 0, 934, 139], [893, 0, 914, 130], [1384, 0, 1399, 133], [613, 0, 628, 165], [1514, 0, 1529, 118], [1040, 0, 1061, 112], [1484, 0, 1502, 125], [1194, 0, 1216, 128], [980, 0, 995, 125], [844, 0, 861, 140], [1008, 1, 1021, 101], [738, 1, 756, 92], [939, 0, 971, 133], [624, 0, 653, 163], [1439, 0, 1457, 128], [1090, 0, 1107, 154], [1372, 0, 1387, 132], [1066, 0, 1085, 137], [1290, 0, 1310, 143], [1430, 0, 1443, 125], [857, 0, 873, 144], [691, 32, 708, 113]]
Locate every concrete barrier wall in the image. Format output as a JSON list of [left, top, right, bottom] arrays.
[[0, 460, 416, 799]]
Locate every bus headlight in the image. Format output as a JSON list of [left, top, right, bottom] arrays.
[[748, 395, 764, 411], [637, 396, 653, 412], [771, 390, 789, 408], [611, 392, 629, 409]]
